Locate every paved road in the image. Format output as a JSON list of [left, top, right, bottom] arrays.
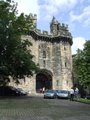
[[0, 96, 90, 120]]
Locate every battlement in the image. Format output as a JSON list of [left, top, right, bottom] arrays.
[[30, 15, 72, 38], [50, 17, 72, 37], [43, 31, 48, 35], [59, 23, 68, 30], [30, 13, 37, 20], [33, 28, 72, 39], [36, 29, 41, 34], [35, 29, 49, 36]]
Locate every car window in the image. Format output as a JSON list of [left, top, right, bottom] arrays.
[[46, 90, 54, 93], [58, 90, 68, 93]]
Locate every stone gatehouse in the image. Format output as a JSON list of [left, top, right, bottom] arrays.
[[9, 15, 73, 94]]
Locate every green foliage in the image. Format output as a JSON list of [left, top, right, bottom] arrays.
[[77, 98, 90, 104], [73, 40, 90, 87], [0, 0, 39, 85]]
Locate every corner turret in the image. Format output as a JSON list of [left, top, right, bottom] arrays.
[[30, 13, 37, 28], [50, 17, 72, 38], [50, 17, 59, 36]]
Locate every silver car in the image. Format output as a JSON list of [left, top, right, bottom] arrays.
[[56, 90, 69, 99], [44, 90, 57, 99]]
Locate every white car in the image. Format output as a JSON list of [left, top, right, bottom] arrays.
[[44, 90, 57, 99], [56, 90, 70, 99]]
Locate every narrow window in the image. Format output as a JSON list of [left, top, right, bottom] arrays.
[[39, 45, 40, 49], [43, 50, 46, 58], [64, 46, 66, 50], [43, 60, 46, 67], [56, 80, 59, 86], [65, 62, 67, 67]]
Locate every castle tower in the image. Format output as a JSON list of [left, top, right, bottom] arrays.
[[30, 14, 37, 28], [50, 16, 59, 36], [33, 14, 37, 28], [9, 16, 73, 94]]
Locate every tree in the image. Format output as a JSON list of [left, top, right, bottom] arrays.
[[0, 0, 39, 86], [73, 40, 90, 88], [83, 40, 90, 86]]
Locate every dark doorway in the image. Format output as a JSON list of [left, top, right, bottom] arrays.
[[36, 70, 52, 93]]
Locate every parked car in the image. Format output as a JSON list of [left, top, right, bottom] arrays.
[[0, 86, 27, 96], [56, 90, 70, 99], [44, 90, 57, 99], [16, 88, 28, 96]]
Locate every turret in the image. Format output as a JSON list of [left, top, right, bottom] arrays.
[[50, 17, 59, 36], [33, 14, 37, 28], [30, 13, 37, 29]]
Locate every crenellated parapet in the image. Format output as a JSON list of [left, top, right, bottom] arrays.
[[59, 23, 68, 30], [50, 17, 72, 38], [29, 15, 73, 45], [32, 28, 72, 39], [29, 14, 72, 38], [35, 29, 49, 35]]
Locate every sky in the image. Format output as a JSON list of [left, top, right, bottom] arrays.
[[15, 0, 90, 54]]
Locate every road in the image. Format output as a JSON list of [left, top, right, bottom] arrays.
[[0, 96, 90, 120]]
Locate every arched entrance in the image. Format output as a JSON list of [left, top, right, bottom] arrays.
[[36, 69, 52, 93]]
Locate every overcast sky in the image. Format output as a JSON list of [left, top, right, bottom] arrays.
[[15, 0, 90, 54]]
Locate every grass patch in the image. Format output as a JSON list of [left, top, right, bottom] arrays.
[[77, 98, 90, 104]]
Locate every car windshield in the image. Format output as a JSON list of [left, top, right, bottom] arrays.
[[58, 90, 68, 93], [17, 88, 23, 91], [46, 90, 54, 93]]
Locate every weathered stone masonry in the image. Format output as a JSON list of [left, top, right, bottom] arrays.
[[9, 15, 73, 94]]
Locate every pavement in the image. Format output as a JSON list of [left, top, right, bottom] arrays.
[[0, 95, 90, 120]]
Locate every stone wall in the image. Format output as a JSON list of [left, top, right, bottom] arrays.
[[9, 35, 73, 94]]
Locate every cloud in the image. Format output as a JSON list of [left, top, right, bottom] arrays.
[[15, 0, 40, 17], [72, 37, 86, 54], [39, 0, 78, 20], [70, 6, 90, 26]]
